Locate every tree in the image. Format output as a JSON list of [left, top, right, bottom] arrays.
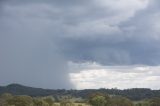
[[149, 97, 160, 106], [33, 98, 49, 106], [110, 96, 133, 106], [88, 93, 109, 106], [7, 95, 33, 106], [43, 96, 54, 106], [0, 93, 13, 106], [0, 93, 13, 100]]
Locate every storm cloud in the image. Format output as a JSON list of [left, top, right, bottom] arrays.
[[0, 0, 160, 89]]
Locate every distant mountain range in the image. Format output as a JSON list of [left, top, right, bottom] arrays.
[[0, 84, 160, 101]]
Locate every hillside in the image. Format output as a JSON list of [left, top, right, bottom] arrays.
[[0, 84, 160, 101]]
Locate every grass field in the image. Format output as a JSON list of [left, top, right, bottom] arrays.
[[54, 103, 91, 106]]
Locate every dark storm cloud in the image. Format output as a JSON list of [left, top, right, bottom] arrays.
[[57, 0, 160, 66], [0, 0, 75, 89], [0, 0, 160, 88], [118, 0, 160, 65]]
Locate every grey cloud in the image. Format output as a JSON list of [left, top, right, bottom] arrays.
[[0, 20, 73, 88], [0, 0, 74, 89], [57, 0, 160, 66], [0, 0, 160, 88]]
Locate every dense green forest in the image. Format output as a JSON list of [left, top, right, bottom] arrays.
[[0, 84, 160, 101]]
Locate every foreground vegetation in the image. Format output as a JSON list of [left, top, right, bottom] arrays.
[[0, 92, 160, 106]]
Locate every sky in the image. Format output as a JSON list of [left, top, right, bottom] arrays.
[[0, 0, 160, 89]]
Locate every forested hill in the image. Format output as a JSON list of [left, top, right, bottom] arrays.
[[0, 84, 160, 101]]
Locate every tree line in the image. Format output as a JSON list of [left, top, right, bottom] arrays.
[[1, 84, 160, 101]]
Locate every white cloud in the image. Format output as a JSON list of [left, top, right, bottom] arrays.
[[69, 62, 160, 89]]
